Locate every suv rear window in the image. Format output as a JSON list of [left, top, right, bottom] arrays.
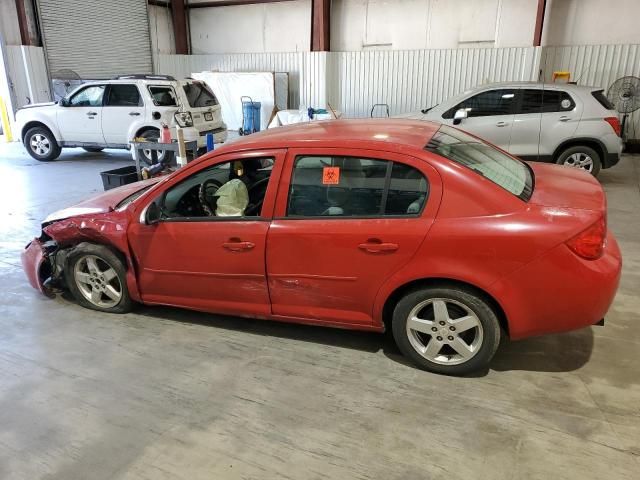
[[425, 125, 533, 201], [183, 82, 219, 108], [591, 90, 615, 110]]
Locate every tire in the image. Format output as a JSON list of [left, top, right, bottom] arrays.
[[392, 286, 501, 376], [24, 126, 61, 161], [64, 243, 133, 314], [556, 145, 601, 177], [82, 147, 104, 153], [140, 128, 175, 166]]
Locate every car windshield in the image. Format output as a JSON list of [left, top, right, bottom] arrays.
[[115, 184, 154, 210], [425, 125, 533, 200], [183, 82, 219, 108]]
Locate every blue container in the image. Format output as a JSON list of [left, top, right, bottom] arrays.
[[206, 132, 215, 152], [242, 101, 261, 134]]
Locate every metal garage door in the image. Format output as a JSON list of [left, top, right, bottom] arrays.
[[37, 0, 153, 79]]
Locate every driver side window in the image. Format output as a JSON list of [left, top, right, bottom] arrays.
[[69, 85, 105, 107], [161, 157, 274, 220]]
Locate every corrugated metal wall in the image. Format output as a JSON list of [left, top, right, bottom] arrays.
[[157, 47, 540, 117], [541, 44, 640, 139]]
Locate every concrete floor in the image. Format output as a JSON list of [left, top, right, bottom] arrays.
[[0, 142, 639, 480]]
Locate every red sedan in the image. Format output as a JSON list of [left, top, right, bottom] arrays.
[[22, 120, 621, 375]]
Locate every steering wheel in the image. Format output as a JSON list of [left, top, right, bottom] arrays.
[[245, 177, 270, 216], [198, 178, 222, 216]]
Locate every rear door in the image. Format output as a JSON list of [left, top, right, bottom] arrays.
[[266, 148, 442, 327], [510, 88, 580, 160], [102, 83, 145, 145], [57, 84, 106, 143], [441, 88, 517, 151]]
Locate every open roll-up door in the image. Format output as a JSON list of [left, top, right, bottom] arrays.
[[37, 0, 153, 79]]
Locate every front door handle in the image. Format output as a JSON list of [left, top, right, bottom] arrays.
[[358, 241, 398, 253], [496, 121, 508, 127], [87, 111, 97, 116], [559, 116, 571, 122], [223, 240, 255, 252], [129, 112, 141, 116]]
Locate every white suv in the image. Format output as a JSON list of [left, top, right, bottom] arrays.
[[405, 82, 623, 176], [15, 75, 227, 162]]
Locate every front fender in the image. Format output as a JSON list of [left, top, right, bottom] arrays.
[[16, 108, 62, 142]]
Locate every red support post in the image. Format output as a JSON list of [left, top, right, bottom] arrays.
[[533, 0, 547, 47], [170, 0, 189, 55], [311, 0, 331, 52]]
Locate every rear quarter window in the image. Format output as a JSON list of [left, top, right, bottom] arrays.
[[425, 125, 533, 201]]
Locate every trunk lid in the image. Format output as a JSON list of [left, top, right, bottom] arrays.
[[528, 162, 605, 211], [179, 80, 225, 132]]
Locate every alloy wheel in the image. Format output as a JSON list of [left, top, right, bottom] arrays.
[[73, 255, 122, 309], [406, 298, 484, 366], [564, 152, 594, 172], [30, 134, 51, 156]]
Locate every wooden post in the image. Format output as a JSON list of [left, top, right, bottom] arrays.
[[311, 0, 331, 52]]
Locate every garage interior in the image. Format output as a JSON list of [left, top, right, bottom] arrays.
[[1, 1, 639, 479]]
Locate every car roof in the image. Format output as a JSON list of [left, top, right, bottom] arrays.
[[468, 81, 604, 92], [217, 119, 441, 153]]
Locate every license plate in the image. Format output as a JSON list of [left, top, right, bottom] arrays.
[[204, 112, 213, 121]]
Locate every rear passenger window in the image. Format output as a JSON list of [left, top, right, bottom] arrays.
[[105, 84, 142, 107], [148, 86, 178, 107], [519, 89, 575, 113], [287, 156, 428, 217]]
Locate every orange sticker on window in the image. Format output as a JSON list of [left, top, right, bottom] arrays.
[[322, 166, 340, 185]]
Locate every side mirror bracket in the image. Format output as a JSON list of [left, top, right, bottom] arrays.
[[145, 199, 163, 225], [453, 108, 468, 125]]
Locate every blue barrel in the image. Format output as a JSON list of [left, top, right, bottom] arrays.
[[242, 101, 261, 134]]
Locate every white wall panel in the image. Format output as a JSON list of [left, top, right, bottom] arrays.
[[5, 46, 51, 109]]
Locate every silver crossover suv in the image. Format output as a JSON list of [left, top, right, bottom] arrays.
[[405, 82, 623, 176]]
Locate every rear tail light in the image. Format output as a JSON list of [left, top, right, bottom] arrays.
[[566, 216, 606, 260], [604, 117, 621, 136]]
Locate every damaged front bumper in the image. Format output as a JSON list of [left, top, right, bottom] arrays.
[[21, 237, 62, 298]]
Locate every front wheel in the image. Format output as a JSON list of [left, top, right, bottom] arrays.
[[392, 286, 501, 375], [24, 126, 61, 161], [65, 243, 133, 313], [556, 145, 601, 177]]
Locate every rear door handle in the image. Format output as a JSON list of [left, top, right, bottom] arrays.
[[222, 241, 255, 252], [87, 111, 97, 116], [129, 112, 141, 116], [559, 116, 571, 122], [496, 121, 508, 127], [358, 242, 398, 253]]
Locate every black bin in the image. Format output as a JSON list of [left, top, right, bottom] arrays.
[[100, 166, 139, 191]]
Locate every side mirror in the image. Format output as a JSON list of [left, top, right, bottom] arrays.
[[453, 108, 468, 125], [59, 97, 69, 107], [145, 200, 162, 225]]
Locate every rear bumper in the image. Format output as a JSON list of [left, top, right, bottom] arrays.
[[21, 238, 53, 297], [492, 231, 622, 340]]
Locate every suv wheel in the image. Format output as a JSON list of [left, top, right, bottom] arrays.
[[24, 126, 61, 161], [139, 129, 175, 166], [556, 145, 602, 177], [392, 286, 501, 375]]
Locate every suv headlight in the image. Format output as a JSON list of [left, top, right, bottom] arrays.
[[174, 112, 193, 127]]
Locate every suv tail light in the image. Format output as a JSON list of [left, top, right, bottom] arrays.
[[604, 117, 621, 136], [566, 216, 606, 260]]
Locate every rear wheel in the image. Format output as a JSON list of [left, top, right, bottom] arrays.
[[24, 126, 61, 161], [65, 244, 132, 314], [82, 147, 104, 153], [556, 145, 601, 177], [392, 286, 501, 375], [139, 128, 174, 166]]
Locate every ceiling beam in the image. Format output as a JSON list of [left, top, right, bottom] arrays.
[[189, 0, 298, 8], [533, 0, 547, 47], [310, 0, 330, 51], [170, 0, 189, 54]]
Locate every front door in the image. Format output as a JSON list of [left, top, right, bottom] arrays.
[[128, 150, 285, 317], [266, 148, 441, 327], [57, 84, 106, 143], [102, 83, 145, 145], [442, 88, 517, 151]]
